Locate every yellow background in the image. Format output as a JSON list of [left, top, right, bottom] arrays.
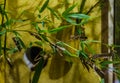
[[0, 0, 101, 83]]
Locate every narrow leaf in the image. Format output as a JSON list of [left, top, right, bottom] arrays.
[[100, 79, 105, 83], [78, 50, 88, 59], [34, 41, 43, 46], [47, 7, 60, 20], [0, 29, 6, 35], [56, 41, 64, 47], [12, 31, 21, 36], [84, 43, 94, 54], [0, 40, 2, 55], [113, 44, 120, 48], [64, 17, 88, 25], [64, 17, 77, 25], [32, 23, 41, 33], [113, 69, 120, 75], [8, 47, 18, 54], [81, 51, 88, 59], [48, 25, 71, 33], [32, 57, 44, 83], [81, 41, 84, 51], [79, 0, 86, 13], [41, 21, 45, 27], [80, 18, 89, 25], [100, 61, 120, 66], [51, 45, 57, 53], [17, 37, 26, 49], [39, 0, 49, 13], [12, 37, 26, 51], [63, 50, 73, 56], [62, 4, 77, 16], [40, 34, 49, 42], [67, 13, 89, 19], [28, 42, 33, 48]]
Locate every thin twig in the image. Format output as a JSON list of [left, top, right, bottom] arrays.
[[79, 0, 86, 13], [2, 0, 7, 83], [75, 0, 86, 36], [3, 0, 7, 57], [86, 0, 102, 15]]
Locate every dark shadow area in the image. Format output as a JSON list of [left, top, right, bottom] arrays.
[[115, 0, 120, 55], [5, 58, 24, 83], [49, 55, 72, 79]]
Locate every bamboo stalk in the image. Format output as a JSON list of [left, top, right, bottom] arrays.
[[108, 0, 114, 83], [1, 0, 7, 83]]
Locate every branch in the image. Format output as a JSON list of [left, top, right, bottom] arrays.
[[86, 0, 102, 15]]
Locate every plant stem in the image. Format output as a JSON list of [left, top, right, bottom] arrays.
[[2, 0, 7, 83], [4, 33, 7, 58], [0, 36, 2, 55], [76, 0, 86, 23], [79, 0, 86, 13], [86, 0, 101, 15], [75, 0, 86, 35], [62, 42, 78, 51], [0, 0, 7, 55], [3, 0, 7, 57]]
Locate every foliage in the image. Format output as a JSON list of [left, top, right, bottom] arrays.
[[0, 0, 120, 83]]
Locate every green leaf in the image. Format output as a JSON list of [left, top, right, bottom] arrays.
[[64, 16, 89, 25], [34, 41, 43, 46], [0, 4, 8, 20], [61, 42, 78, 52], [11, 19, 27, 23], [56, 41, 64, 47], [63, 50, 73, 56], [0, 29, 6, 35], [41, 21, 45, 27], [63, 10, 90, 25], [67, 13, 89, 19], [17, 37, 26, 49], [32, 57, 44, 83], [65, 51, 77, 57], [47, 7, 60, 20], [80, 18, 89, 25], [80, 41, 85, 51], [79, 0, 86, 13], [62, 4, 77, 16], [28, 42, 33, 48], [100, 61, 120, 66], [100, 79, 105, 83], [113, 44, 120, 48], [81, 51, 88, 59], [85, 40, 101, 43], [64, 56, 73, 63], [12, 31, 21, 36], [51, 45, 57, 53], [113, 69, 120, 75], [0, 40, 2, 55], [84, 43, 95, 54], [39, 0, 49, 13], [64, 17, 77, 25], [77, 50, 88, 59], [32, 23, 41, 33], [40, 34, 49, 42], [8, 47, 18, 54], [13, 37, 26, 51], [48, 25, 71, 33], [0, 25, 2, 29]]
